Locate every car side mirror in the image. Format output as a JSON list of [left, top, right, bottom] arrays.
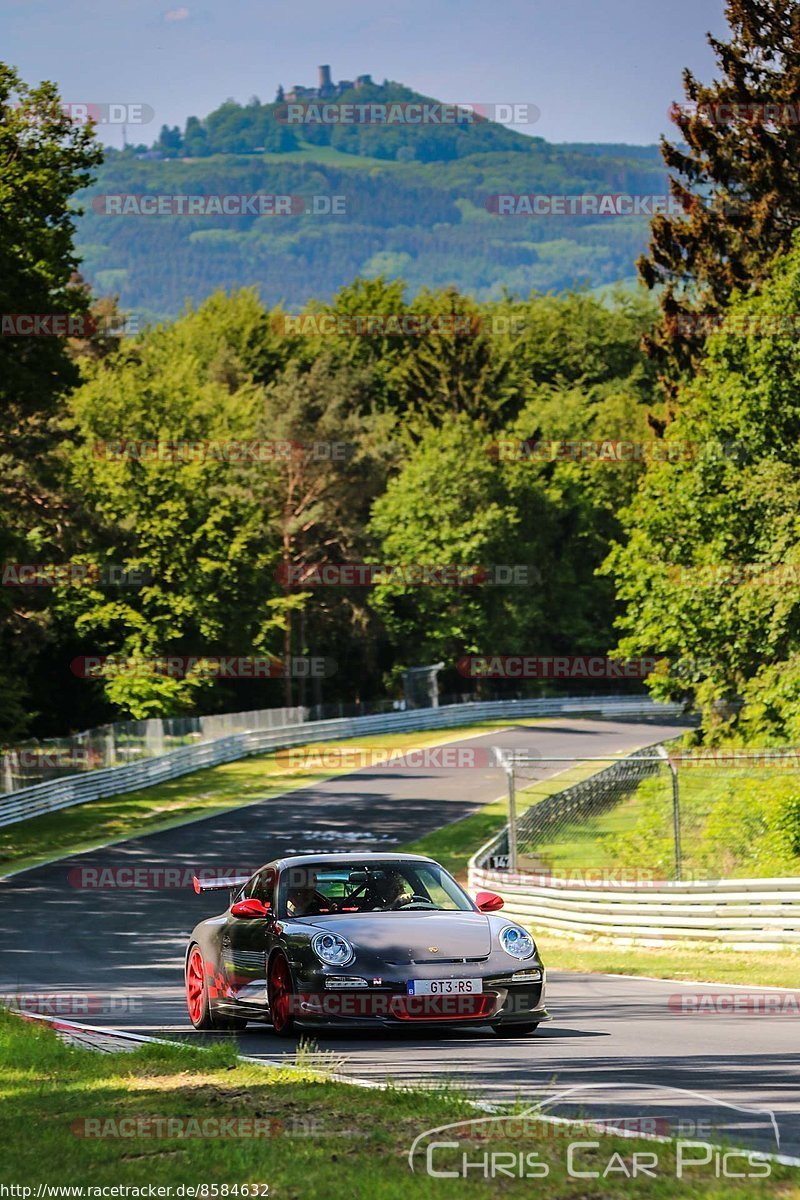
[[231, 898, 270, 919], [475, 890, 504, 913]]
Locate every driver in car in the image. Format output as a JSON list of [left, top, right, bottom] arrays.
[[285, 869, 335, 917], [374, 869, 415, 910]]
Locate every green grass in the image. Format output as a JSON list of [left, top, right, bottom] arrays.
[[527, 765, 800, 879], [531, 933, 800, 989], [0, 720, 534, 877], [2, 1011, 797, 1196], [404, 760, 616, 880], [530, 785, 656, 872]]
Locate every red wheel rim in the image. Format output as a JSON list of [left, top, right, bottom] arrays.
[[186, 947, 206, 1024], [270, 955, 292, 1032]]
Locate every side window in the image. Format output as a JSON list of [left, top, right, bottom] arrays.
[[251, 869, 276, 908], [234, 876, 255, 903], [237, 870, 275, 906]]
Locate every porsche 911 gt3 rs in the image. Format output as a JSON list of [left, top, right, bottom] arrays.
[[185, 852, 548, 1036]]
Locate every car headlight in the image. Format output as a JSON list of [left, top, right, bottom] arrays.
[[311, 931, 355, 966], [499, 925, 535, 960]]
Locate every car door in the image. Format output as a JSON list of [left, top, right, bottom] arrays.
[[222, 868, 276, 1009]]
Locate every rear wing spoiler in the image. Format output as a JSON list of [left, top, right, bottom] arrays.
[[192, 874, 251, 895]]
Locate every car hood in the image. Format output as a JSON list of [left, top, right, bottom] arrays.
[[293, 911, 493, 962]]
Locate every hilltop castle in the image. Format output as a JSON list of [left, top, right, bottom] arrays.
[[281, 66, 374, 103]]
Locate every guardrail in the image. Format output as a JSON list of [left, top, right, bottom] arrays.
[[0, 695, 684, 829], [469, 744, 800, 950]]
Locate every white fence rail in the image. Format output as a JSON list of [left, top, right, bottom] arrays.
[[0, 695, 683, 829]]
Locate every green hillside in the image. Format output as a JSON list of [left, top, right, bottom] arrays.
[[75, 82, 668, 322]]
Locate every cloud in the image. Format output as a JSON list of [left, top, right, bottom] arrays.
[[164, 6, 190, 20]]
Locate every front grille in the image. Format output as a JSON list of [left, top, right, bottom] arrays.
[[387, 955, 489, 966], [390, 993, 497, 1021]]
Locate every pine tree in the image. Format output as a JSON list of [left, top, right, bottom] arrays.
[[639, 0, 800, 387]]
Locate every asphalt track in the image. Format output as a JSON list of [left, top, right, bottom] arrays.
[[1, 717, 799, 1163]]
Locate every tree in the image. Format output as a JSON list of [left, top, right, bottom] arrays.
[[638, 0, 800, 385], [183, 116, 209, 157], [606, 237, 800, 741], [367, 417, 531, 674], [240, 355, 394, 706], [367, 410, 631, 686], [156, 124, 183, 157], [64, 299, 272, 719], [0, 62, 102, 737]]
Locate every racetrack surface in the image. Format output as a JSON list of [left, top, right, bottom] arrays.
[[1, 717, 798, 1160]]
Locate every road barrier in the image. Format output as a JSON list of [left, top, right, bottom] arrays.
[[0, 695, 684, 829], [469, 745, 800, 950]]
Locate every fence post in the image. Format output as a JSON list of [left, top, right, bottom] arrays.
[[658, 744, 682, 881], [506, 762, 518, 874]]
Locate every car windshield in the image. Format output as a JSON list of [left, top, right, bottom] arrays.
[[278, 861, 474, 918]]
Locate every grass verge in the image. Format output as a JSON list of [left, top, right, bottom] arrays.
[[1, 1011, 797, 1196], [531, 765, 800, 879], [403, 759, 612, 879], [529, 933, 800, 989]]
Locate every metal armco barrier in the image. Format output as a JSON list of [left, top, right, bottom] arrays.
[[0, 695, 683, 829], [469, 754, 800, 951]]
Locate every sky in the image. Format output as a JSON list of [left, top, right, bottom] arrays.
[[4, 0, 729, 147]]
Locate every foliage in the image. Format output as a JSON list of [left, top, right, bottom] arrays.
[[639, 0, 800, 383], [606, 238, 800, 741], [0, 63, 102, 736]]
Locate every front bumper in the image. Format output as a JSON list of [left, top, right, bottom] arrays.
[[288, 962, 548, 1027]]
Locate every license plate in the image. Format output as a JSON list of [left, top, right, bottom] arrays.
[[407, 978, 482, 996]]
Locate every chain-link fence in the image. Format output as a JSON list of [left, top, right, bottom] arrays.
[[493, 744, 800, 882], [0, 707, 305, 794]]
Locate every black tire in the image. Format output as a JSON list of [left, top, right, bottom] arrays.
[[492, 1022, 539, 1037], [268, 952, 297, 1037]]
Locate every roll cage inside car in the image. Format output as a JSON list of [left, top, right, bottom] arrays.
[[234, 860, 477, 919]]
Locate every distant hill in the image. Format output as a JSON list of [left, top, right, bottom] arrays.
[[146, 79, 547, 162], [75, 80, 669, 322]]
